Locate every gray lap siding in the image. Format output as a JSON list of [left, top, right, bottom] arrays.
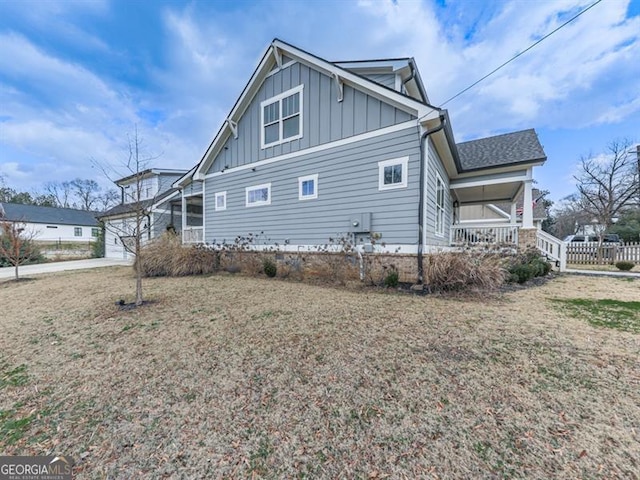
[[204, 126, 422, 246], [424, 138, 452, 247]]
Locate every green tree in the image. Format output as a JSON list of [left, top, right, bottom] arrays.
[[609, 208, 640, 243]]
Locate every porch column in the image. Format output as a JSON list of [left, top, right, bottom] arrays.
[[510, 202, 517, 225], [181, 191, 187, 243], [522, 179, 533, 228]]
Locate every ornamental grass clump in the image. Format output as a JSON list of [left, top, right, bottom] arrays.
[[136, 234, 219, 277], [423, 251, 505, 292]]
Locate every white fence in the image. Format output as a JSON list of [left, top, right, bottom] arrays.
[[566, 242, 640, 265]]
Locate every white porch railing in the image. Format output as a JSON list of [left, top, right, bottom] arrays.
[[450, 225, 519, 246], [183, 227, 203, 244], [536, 230, 566, 271]]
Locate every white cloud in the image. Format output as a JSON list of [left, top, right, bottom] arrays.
[[356, 0, 640, 139], [1, 0, 638, 200]]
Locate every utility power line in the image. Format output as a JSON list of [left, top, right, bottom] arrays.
[[440, 0, 604, 107]]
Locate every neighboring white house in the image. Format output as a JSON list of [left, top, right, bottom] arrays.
[[97, 169, 189, 259], [0, 203, 100, 243]]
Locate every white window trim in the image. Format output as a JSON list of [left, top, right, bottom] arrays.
[[435, 172, 446, 237], [245, 183, 272, 207], [378, 156, 409, 191], [214, 191, 227, 211], [298, 174, 318, 200], [260, 84, 304, 149]]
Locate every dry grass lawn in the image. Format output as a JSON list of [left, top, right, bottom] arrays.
[[1, 268, 639, 479]]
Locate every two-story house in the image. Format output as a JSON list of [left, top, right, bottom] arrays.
[[99, 168, 190, 259], [172, 39, 558, 279]]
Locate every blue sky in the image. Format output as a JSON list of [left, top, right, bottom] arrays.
[[0, 0, 638, 204]]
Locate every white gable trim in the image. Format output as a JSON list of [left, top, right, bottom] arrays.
[[204, 120, 417, 180], [266, 60, 296, 78], [273, 39, 430, 116]]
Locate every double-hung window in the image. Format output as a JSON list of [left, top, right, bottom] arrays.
[[435, 173, 446, 237], [298, 174, 318, 200], [74, 227, 83, 237], [260, 85, 303, 149], [246, 183, 271, 207], [378, 157, 409, 190]]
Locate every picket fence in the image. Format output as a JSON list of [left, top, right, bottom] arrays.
[[566, 242, 640, 265]]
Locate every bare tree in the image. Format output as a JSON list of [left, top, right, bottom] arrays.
[[96, 189, 120, 212], [549, 194, 592, 239], [0, 221, 38, 281], [44, 181, 73, 208], [96, 127, 160, 306], [574, 138, 639, 239], [70, 179, 101, 211]]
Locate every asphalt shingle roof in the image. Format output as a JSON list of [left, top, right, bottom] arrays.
[[0, 203, 99, 226], [456, 129, 546, 171], [98, 199, 155, 218], [97, 188, 179, 219]]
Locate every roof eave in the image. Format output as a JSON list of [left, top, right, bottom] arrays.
[[459, 158, 546, 175]]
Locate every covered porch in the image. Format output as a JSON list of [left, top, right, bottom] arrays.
[[180, 181, 204, 244], [448, 167, 566, 270]]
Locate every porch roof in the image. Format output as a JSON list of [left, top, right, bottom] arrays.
[[456, 129, 546, 172]]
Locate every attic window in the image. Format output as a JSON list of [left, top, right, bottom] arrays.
[[260, 85, 303, 149]]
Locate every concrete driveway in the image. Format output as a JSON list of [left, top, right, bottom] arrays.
[[0, 258, 132, 280]]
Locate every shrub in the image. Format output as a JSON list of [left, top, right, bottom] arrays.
[[91, 225, 105, 258], [383, 268, 399, 288], [424, 251, 505, 292], [615, 261, 635, 271], [508, 264, 535, 284], [262, 257, 277, 277], [505, 248, 552, 284]]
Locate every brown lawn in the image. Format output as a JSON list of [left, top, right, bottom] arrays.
[[1, 268, 639, 479]]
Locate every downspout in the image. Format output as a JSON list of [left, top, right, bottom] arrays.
[[119, 185, 125, 204], [145, 213, 152, 240], [417, 115, 447, 284], [402, 63, 415, 94]]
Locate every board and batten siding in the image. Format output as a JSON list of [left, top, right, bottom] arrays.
[[204, 126, 421, 246], [424, 138, 452, 247], [207, 61, 415, 174]]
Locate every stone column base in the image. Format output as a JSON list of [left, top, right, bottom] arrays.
[[518, 228, 538, 251]]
